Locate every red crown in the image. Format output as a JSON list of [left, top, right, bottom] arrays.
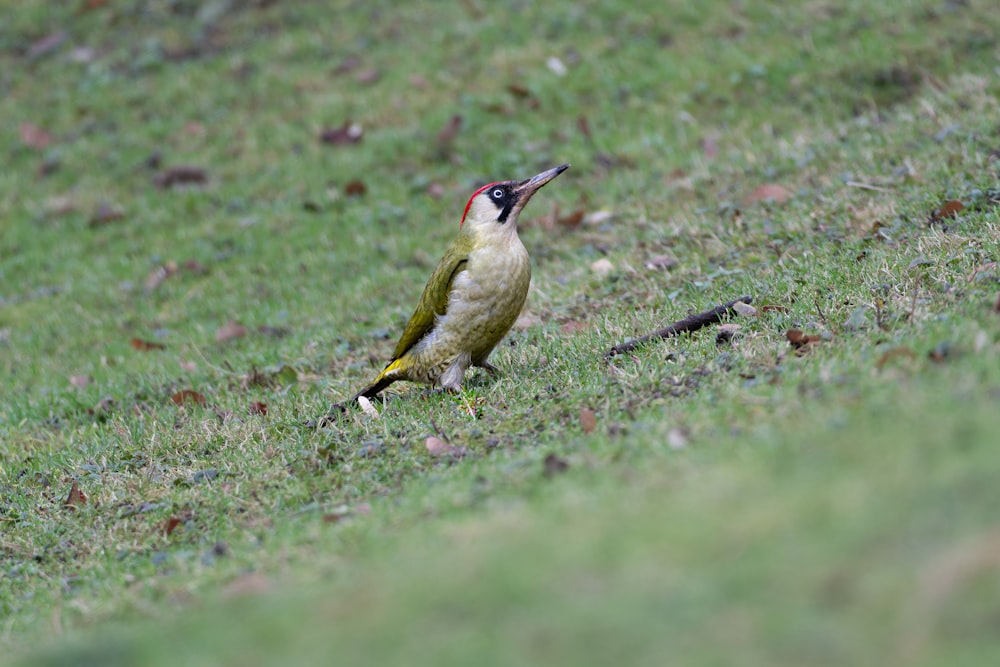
[[460, 181, 503, 228]]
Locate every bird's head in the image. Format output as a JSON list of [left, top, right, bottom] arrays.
[[460, 164, 569, 230]]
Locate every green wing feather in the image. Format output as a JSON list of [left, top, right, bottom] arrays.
[[389, 238, 471, 360]]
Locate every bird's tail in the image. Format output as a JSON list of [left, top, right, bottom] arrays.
[[322, 363, 400, 421], [353, 373, 396, 401]]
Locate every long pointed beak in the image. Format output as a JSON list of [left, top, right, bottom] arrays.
[[514, 163, 570, 198]]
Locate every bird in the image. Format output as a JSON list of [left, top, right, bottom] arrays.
[[333, 163, 569, 411]]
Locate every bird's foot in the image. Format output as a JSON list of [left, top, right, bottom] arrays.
[[474, 360, 502, 377]]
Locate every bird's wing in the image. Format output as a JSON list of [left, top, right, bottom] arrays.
[[389, 252, 468, 360]]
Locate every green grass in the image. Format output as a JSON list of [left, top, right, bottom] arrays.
[[2, 0, 999, 664]]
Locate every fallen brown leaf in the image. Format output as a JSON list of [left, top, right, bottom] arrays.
[[215, 320, 248, 342], [153, 166, 208, 189], [145, 261, 179, 290], [162, 516, 182, 536], [876, 346, 916, 369], [746, 183, 792, 204], [223, 572, 270, 598], [319, 122, 363, 146], [580, 408, 597, 434], [645, 254, 677, 271], [88, 201, 125, 228], [426, 436, 462, 457], [928, 342, 954, 363], [20, 123, 53, 149], [556, 207, 585, 229], [543, 453, 569, 478], [760, 305, 790, 313], [356, 68, 380, 85], [65, 481, 87, 509], [934, 199, 964, 220], [90, 397, 114, 416], [170, 390, 206, 406], [700, 134, 719, 159], [248, 401, 268, 416], [786, 328, 822, 351], [435, 114, 463, 146], [28, 31, 67, 60], [183, 259, 209, 275], [577, 115, 592, 142], [344, 179, 367, 197], [131, 337, 165, 351], [560, 320, 588, 334]]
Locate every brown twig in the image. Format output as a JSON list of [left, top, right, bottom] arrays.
[[605, 296, 753, 359]]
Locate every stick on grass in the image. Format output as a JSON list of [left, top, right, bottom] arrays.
[[605, 296, 753, 358]]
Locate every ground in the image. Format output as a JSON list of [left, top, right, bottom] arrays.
[[1, 1, 999, 665]]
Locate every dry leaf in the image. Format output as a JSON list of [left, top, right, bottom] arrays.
[[223, 572, 269, 598], [731, 301, 757, 317], [645, 254, 677, 271], [215, 320, 248, 342], [577, 115, 592, 142], [560, 320, 588, 334], [700, 134, 719, 159], [162, 516, 182, 536], [435, 114, 463, 145], [543, 453, 569, 478], [20, 123, 53, 149], [91, 397, 114, 416], [248, 401, 268, 416], [65, 481, 87, 509], [514, 314, 538, 331], [875, 347, 915, 369], [344, 179, 367, 197], [786, 328, 822, 351], [28, 31, 67, 60], [425, 436, 463, 457], [746, 183, 792, 204], [332, 55, 361, 76], [928, 342, 953, 363], [556, 207, 585, 229], [153, 166, 208, 188], [319, 122, 363, 145], [170, 390, 207, 406], [145, 261, 179, 290], [935, 199, 964, 220], [760, 305, 790, 313], [183, 259, 209, 275], [131, 337, 165, 351], [356, 68, 380, 85], [580, 408, 597, 434], [88, 201, 124, 228]]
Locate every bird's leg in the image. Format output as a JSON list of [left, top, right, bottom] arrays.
[[473, 358, 502, 377]]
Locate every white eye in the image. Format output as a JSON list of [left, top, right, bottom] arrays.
[[492, 189, 504, 199]]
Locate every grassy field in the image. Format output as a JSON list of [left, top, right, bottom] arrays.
[[2, 0, 999, 664]]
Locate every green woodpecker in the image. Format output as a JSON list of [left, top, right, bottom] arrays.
[[343, 163, 569, 406]]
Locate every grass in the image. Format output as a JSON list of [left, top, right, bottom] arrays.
[[2, 0, 999, 664]]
